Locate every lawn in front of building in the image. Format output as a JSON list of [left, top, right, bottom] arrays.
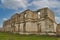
[[0, 32, 58, 40]]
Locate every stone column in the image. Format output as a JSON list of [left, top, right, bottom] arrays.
[[13, 25, 15, 32], [11, 23, 16, 33], [23, 13, 26, 33], [18, 23, 20, 32], [23, 23, 26, 33], [37, 24, 40, 33]]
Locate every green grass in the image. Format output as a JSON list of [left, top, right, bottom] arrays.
[[0, 32, 58, 40]]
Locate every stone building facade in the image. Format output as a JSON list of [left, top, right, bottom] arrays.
[[3, 8, 57, 35], [56, 24, 60, 35]]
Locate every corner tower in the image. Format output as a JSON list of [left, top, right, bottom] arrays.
[[36, 7, 57, 35]]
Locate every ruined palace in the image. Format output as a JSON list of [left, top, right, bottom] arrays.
[[3, 8, 57, 35]]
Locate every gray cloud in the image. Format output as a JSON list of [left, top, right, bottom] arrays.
[[1, 0, 28, 10], [1, 0, 60, 10]]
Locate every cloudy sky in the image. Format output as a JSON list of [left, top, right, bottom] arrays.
[[0, 0, 60, 27]]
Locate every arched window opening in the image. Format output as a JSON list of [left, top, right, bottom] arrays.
[[25, 14, 27, 18], [38, 12, 41, 18]]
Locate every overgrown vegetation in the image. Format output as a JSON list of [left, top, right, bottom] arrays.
[[0, 32, 58, 40]]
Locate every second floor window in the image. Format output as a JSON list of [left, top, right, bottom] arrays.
[[38, 12, 41, 18], [25, 14, 27, 18]]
